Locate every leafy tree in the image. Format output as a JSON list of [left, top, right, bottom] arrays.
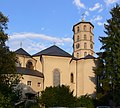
[[40, 85, 76, 107], [75, 94, 95, 108], [95, 4, 120, 106], [0, 12, 21, 107]]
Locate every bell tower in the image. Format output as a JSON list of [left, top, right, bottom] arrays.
[[73, 20, 94, 58]]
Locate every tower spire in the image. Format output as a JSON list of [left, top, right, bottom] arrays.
[[81, 13, 85, 22]]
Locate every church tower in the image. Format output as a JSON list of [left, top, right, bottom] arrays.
[[73, 20, 94, 58]]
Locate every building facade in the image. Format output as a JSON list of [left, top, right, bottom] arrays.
[[15, 20, 96, 97]]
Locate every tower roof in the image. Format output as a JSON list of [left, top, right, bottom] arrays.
[[32, 45, 72, 57], [73, 21, 94, 31], [15, 48, 31, 56]]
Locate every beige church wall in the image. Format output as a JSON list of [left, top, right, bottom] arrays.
[[16, 54, 37, 69], [33, 56, 42, 72], [41, 55, 72, 89], [77, 58, 96, 97], [20, 75, 43, 93], [69, 60, 77, 96]]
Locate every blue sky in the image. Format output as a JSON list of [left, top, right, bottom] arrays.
[[0, 0, 119, 55]]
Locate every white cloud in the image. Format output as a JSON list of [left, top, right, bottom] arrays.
[[104, 0, 119, 5], [90, 15, 103, 22], [89, 3, 102, 11], [73, 0, 85, 9], [98, 8, 103, 13], [97, 22, 104, 26], [7, 32, 73, 54]]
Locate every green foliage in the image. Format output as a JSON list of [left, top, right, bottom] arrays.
[[0, 11, 21, 107], [95, 4, 120, 106], [75, 94, 95, 108], [40, 85, 76, 107], [40, 85, 95, 107]]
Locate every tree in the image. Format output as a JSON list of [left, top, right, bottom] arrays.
[[95, 4, 120, 106], [40, 85, 76, 107], [75, 94, 95, 108], [0, 12, 21, 107]]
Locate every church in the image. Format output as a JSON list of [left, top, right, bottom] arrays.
[[15, 20, 96, 97]]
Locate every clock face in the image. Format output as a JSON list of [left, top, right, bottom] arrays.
[[76, 43, 80, 49]]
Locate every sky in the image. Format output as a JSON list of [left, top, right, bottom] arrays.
[[0, 0, 119, 55]]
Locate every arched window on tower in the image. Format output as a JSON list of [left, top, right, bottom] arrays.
[[53, 69, 60, 87], [77, 52, 79, 58], [90, 27, 92, 32], [70, 73, 74, 83], [26, 61, 34, 69], [84, 52, 87, 57], [84, 34, 87, 40], [77, 26, 80, 33], [90, 36, 92, 41], [90, 44, 93, 49], [77, 35, 79, 41], [83, 25, 87, 31], [84, 42, 87, 49]]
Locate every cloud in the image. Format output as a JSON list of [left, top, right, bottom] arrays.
[[90, 15, 103, 26], [97, 22, 104, 26], [104, 0, 119, 5], [7, 32, 72, 54], [90, 15, 103, 22], [73, 0, 85, 9], [89, 3, 102, 11]]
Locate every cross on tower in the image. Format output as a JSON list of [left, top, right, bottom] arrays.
[[81, 12, 85, 21]]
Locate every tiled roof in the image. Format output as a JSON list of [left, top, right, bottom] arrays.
[[84, 54, 95, 59], [32, 45, 72, 57], [15, 48, 31, 56], [17, 67, 44, 78]]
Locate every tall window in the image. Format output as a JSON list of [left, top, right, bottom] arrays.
[[90, 27, 92, 32], [53, 69, 60, 87], [77, 52, 79, 58], [84, 34, 87, 40], [90, 44, 93, 49], [26, 61, 34, 69], [84, 42, 87, 49], [71, 73, 74, 83], [83, 25, 86, 31], [84, 52, 87, 56], [77, 35, 79, 41], [90, 36, 92, 41], [77, 26, 80, 33]]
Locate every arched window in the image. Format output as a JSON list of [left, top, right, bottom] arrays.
[[84, 34, 87, 40], [84, 42, 87, 49], [90, 27, 92, 32], [90, 44, 93, 49], [26, 61, 34, 69], [77, 52, 79, 58], [71, 73, 74, 83], [53, 69, 60, 87], [77, 26, 80, 33], [76, 43, 80, 49], [77, 35, 79, 41], [83, 25, 86, 31], [84, 52, 87, 56], [16, 60, 21, 67], [90, 36, 92, 41]]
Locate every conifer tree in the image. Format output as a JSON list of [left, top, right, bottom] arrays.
[[95, 4, 120, 106], [0, 12, 20, 107]]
